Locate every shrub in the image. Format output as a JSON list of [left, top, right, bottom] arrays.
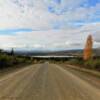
[[84, 59, 100, 70], [0, 53, 33, 69], [69, 59, 83, 65]]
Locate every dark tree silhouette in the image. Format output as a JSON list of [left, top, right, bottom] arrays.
[[10, 48, 14, 55]]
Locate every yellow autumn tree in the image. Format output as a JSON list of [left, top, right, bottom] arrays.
[[83, 35, 93, 60]]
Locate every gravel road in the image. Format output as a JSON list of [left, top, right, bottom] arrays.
[[0, 63, 100, 100]]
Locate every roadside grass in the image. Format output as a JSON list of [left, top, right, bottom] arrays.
[[68, 57, 100, 71]]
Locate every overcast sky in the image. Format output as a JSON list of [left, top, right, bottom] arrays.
[[0, 0, 100, 51]]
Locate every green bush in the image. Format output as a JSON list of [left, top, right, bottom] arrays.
[[0, 53, 33, 69], [69, 59, 83, 65], [69, 58, 100, 71], [84, 59, 100, 70]]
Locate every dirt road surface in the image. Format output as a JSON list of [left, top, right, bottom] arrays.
[[0, 63, 100, 100]]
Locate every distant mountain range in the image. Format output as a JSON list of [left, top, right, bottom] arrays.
[[3, 48, 100, 57]]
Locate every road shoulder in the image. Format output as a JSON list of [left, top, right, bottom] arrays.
[[60, 63, 100, 89]]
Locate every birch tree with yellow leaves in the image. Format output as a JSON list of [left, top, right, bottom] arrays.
[[83, 35, 93, 60]]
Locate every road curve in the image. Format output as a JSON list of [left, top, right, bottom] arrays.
[[0, 63, 100, 100]]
